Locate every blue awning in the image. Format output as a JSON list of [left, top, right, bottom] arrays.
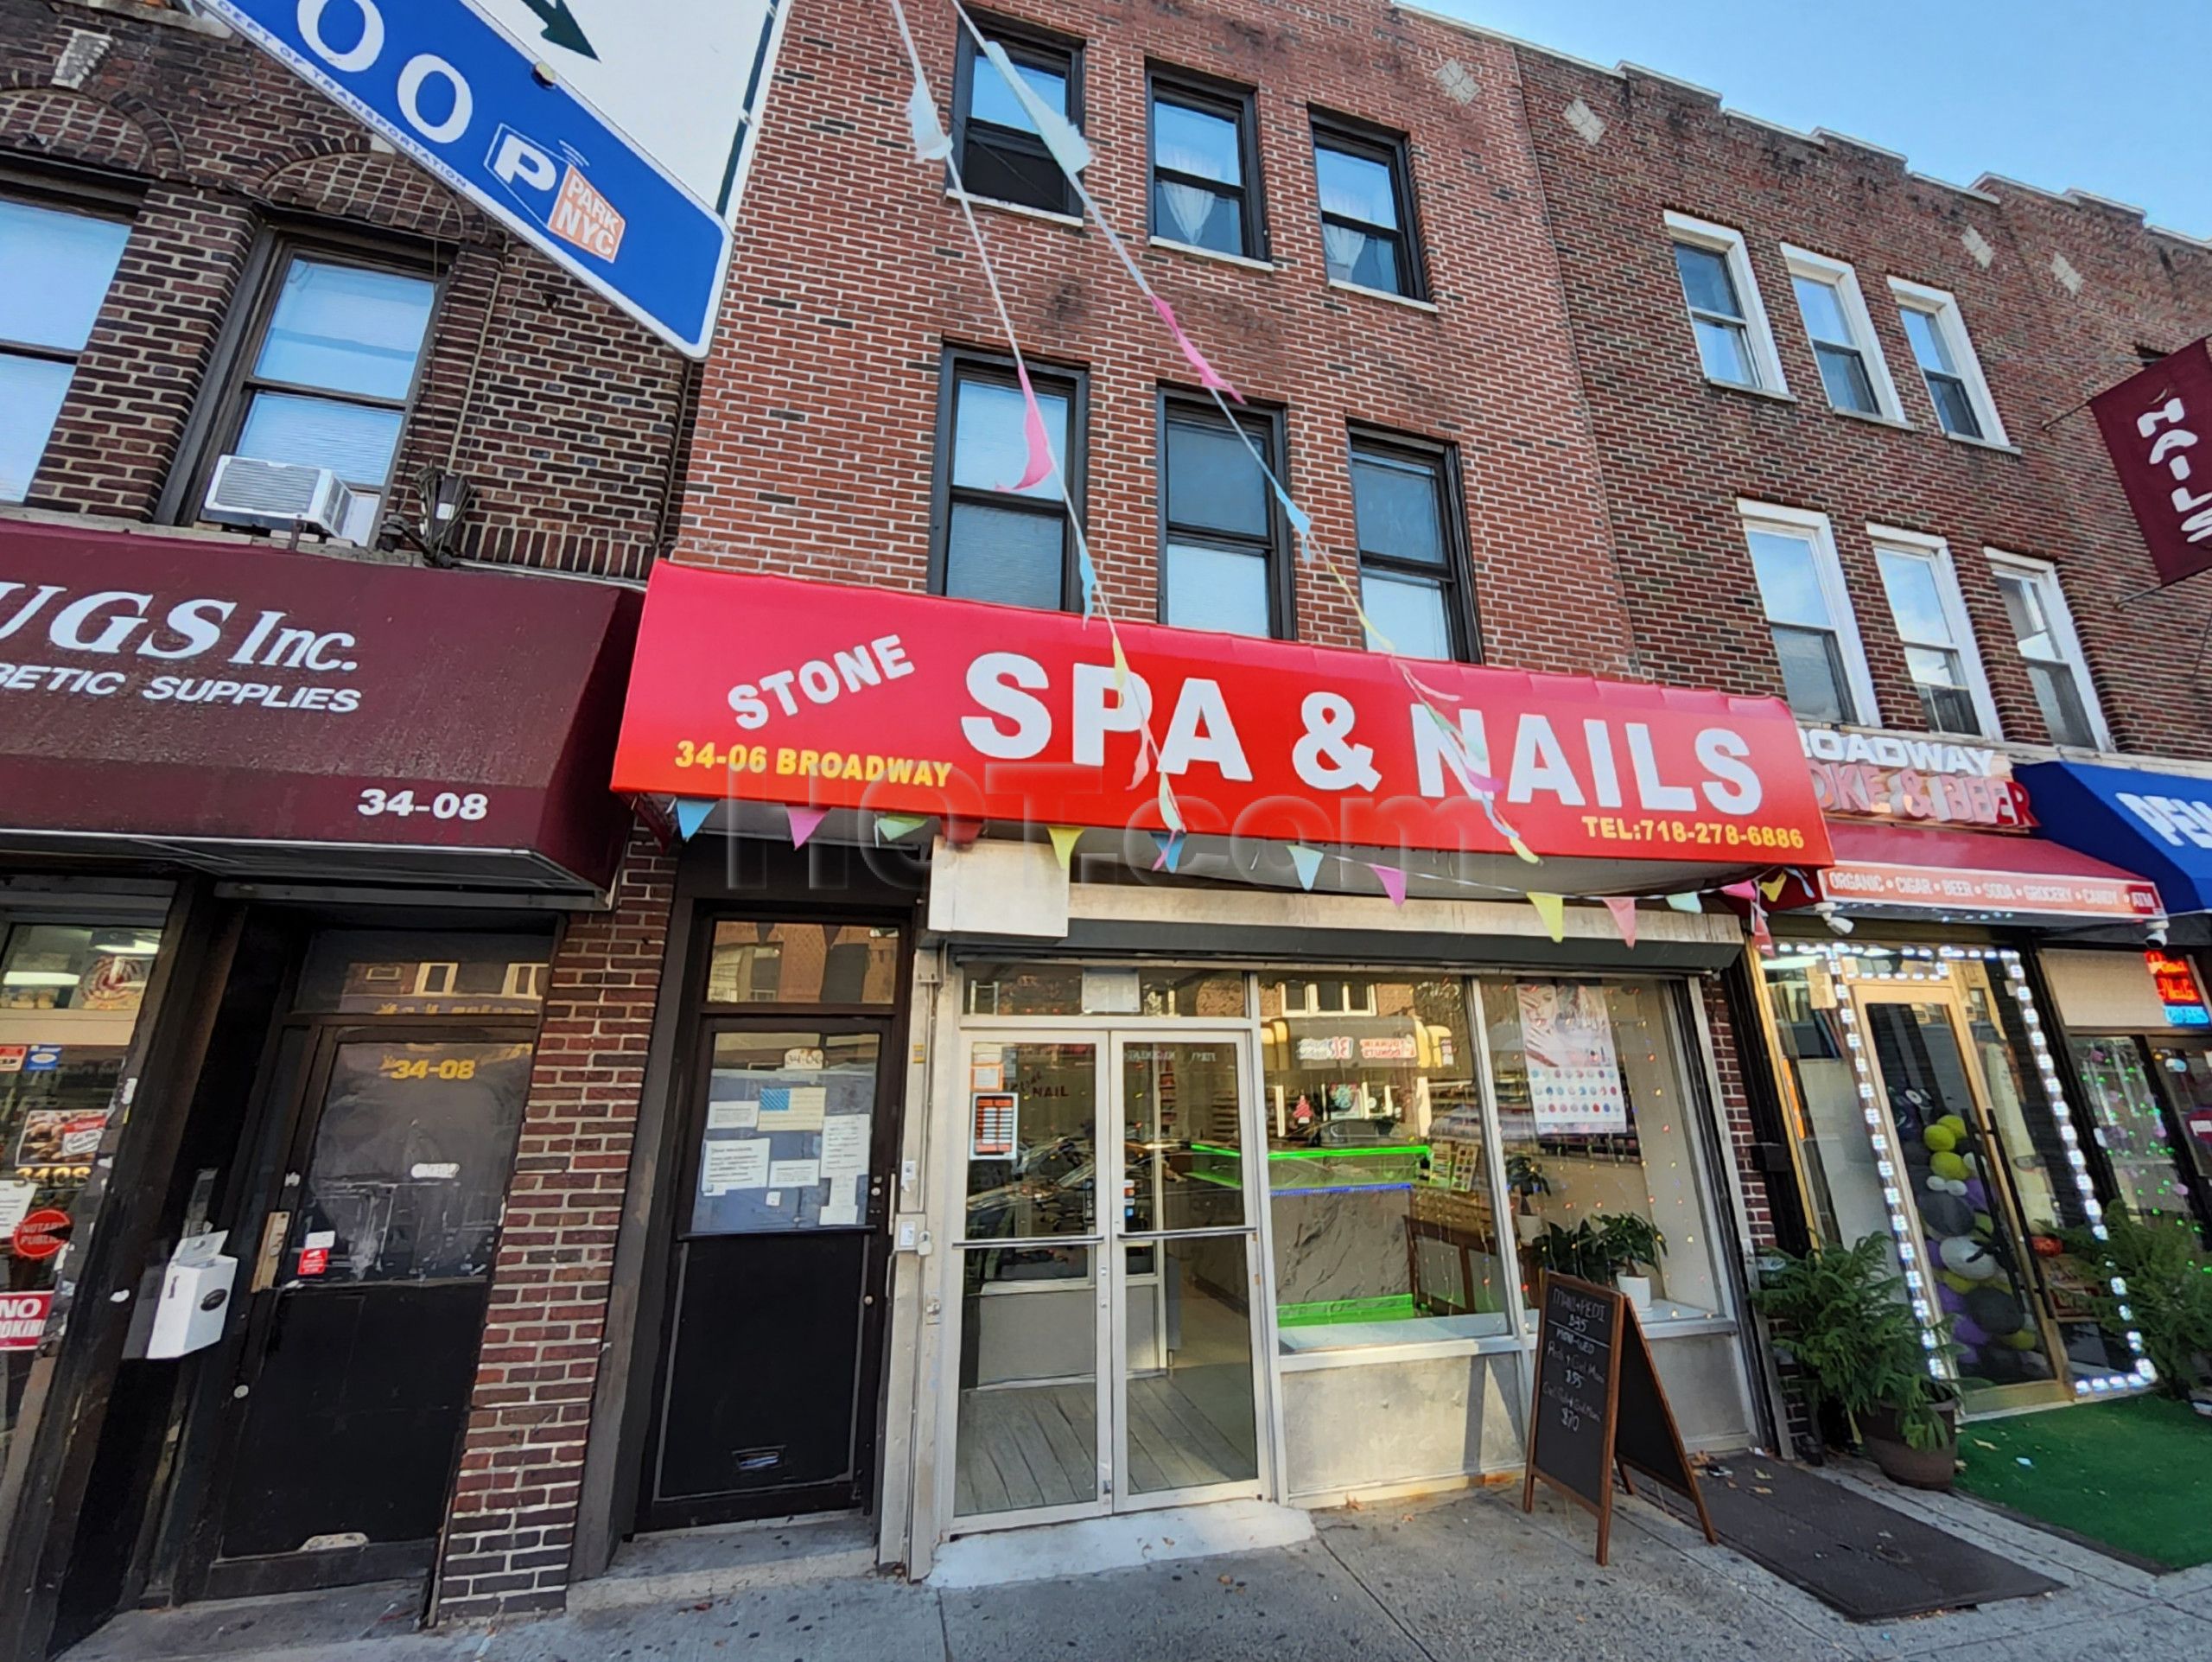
[[2017, 760, 2212, 914]]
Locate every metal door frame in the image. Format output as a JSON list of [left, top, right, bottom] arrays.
[[182, 1016, 536, 1601], [1849, 983, 2075, 1412], [636, 1010, 900, 1531], [944, 1025, 1272, 1535]]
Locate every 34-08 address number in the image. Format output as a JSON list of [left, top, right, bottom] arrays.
[[357, 787, 490, 821]]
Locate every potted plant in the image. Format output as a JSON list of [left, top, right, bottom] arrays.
[[1529, 1213, 1667, 1311], [1506, 1153, 1550, 1244], [1751, 1234, 1961, 1490], [2055, 1204, 2212, 1398], [1599, 1213, 1665, 1314]]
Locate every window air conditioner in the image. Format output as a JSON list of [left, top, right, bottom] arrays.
[[202, 455, 359, 539]]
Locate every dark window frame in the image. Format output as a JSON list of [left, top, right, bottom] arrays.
[[1345, 426, 1478, 663], [950, 13, 1085, 218], [1309, 110, 1426, 302], [1146, 65, 1267, 261], [159, 223, 446, 525], [928, 346, 1090, 612], [1154, 385, 1294, 640]]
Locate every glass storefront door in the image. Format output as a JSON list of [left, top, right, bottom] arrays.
[[2070, 1037, 2211, 1239], [1853, 985, 2072, 1409], [952, 1031, 1265, 1525]]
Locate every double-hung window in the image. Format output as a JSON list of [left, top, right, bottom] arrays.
[[1666, 213, 1785, 392], [1312, 117, 1421, 299], [1741, 504, 1874, 724], [1349, 433, 1470, 661], [0, 197, 130, 503], [215, 251, 437, 513], [933, 352, 1083, 611], [1160, 394, 1287, 638], [954, 19, 1081, 216], [1149, 73, 1262, 260], [1890, 278, 2006, 443], [1783, 245, 1900, 419], [1990, 553, 2107, 748], [1872, 532, 1996, 737]]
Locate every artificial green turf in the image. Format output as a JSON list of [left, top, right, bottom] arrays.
[[1954, 1395, 2212, 1570]]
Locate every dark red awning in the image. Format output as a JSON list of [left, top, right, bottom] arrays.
[[1820, 820, 2162, 920], [0, 521, 638, 894]]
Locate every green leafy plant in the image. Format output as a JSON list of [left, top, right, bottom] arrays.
[[1751, 1234, 1958, 1452], [1531, 1213, 1666, 1283], [2055, 1205, 2212, 1397], [1506, 1153, 1552, 1200]]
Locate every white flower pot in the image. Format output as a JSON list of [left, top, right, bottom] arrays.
[[1515, 1213, 1543, 1244], [1617, 1274, 1652, 1314]]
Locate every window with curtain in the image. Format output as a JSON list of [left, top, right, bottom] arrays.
[[224, 252, 436, 502], [1350, 434, 1468, 661], [1149, 75, 1260, 259], [0, 198, 131, 503], [1312, 118, 1419, 298], [1993, 560, 2102, 748], [955, 22, 1081, 215], [935, 353, 1081, 610], [1160, 396, 1284, 637], [1875, 544, 1987, 735], [1745, 521, 1863, 723]]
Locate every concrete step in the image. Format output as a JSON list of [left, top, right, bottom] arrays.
[[567, 1511, 880, 1612]]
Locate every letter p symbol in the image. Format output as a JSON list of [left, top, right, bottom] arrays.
[[490, 128, 558, 197]]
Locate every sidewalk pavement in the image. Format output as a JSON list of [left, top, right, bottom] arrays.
[[67, 1462, 2212, 1662]]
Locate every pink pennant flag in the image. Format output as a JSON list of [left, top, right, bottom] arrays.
[[1369, 863, 1408, 907], [1751, 901, 1773, 948], [786, 804, 830, 849], [999, 361, 1056, 493], [1150, 295, 1243, 404], [1601, 895, 1639, 949], [1720, 880, 1758, 901]]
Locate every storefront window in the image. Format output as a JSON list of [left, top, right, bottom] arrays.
[[3, 919, 166, 1484], [707, 922, 899, 1006], [1260, 975, 1503, 1351], [1481, 980, 1724, 1325], [963, 962, 1246, 1018], [2071, 1038, 2199, 1232]]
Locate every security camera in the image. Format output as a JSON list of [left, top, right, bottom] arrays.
[[1815, 901, 1855, 938], [2146, 921, 2171, 947]]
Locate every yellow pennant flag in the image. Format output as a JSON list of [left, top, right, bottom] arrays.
[[1527, 891, 1567, 942], [1759, 871, 1789, 903], [1048, 825, 1082, 870]]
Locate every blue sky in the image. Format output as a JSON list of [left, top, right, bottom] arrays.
[[1433, 2, 2212, 238]]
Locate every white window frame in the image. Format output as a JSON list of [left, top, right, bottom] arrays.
[[1867, 525, 2001, 740], [1665, 212, 1789, 396], [1781, 245, 1905, 423], [1986, 550, 2112, 750], [1738, 500, 1878, 727], [1887, 277, 2009, 447]]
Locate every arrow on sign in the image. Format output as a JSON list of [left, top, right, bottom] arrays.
[[517, 0, 598, 60]]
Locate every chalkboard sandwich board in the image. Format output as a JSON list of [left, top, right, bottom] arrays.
[[1520, 1271, 1717, 1565]]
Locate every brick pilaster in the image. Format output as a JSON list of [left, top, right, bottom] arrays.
[[431, 830, 676, 1621]]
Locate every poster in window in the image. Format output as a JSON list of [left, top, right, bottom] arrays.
[[1518, 983, 1628, 1136]]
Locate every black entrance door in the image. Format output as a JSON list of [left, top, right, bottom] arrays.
[[194, 1023, 534, 1598], [639, 1019, 899, 1531]]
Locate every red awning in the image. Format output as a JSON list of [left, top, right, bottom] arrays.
[[613, 564, 1832, 884], [1820, 820, 2162, 920], [0, 521, 639, 893]]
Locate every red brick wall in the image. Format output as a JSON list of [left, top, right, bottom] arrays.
[[677, 0, 1636, 676], [1507, 47, 2212, 759], [434, 831, 675, 1621], [0, 0, 691, 577]]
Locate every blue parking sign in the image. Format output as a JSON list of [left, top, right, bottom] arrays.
[[201, 1, 736, 357]]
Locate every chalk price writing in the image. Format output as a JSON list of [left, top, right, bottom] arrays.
[[1580, 817, 1807, 850], [381, 1056, 479, 1082], [357, 788, 491, 821]]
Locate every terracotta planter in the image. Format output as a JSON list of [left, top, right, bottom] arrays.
[[1860, 1401, 1959, 1491]]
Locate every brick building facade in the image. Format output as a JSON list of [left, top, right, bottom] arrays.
[[5, 0, 2207, 1648]]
